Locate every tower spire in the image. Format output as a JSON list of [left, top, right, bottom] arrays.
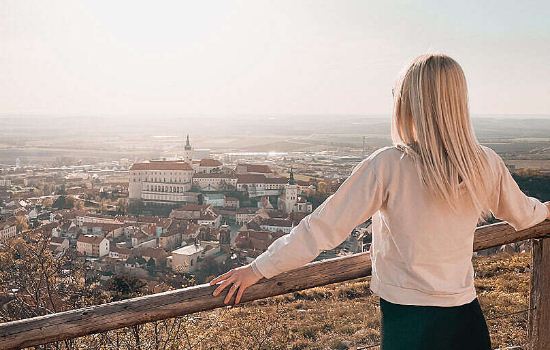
[[288, 167, 296, 185], [185, 134, 191, 150]]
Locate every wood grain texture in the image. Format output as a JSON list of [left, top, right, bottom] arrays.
[[528, 238, 550, 350], [0, 220, 548, 349]]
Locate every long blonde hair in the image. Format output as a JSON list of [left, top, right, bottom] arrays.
[[391, 53, 493, 217]]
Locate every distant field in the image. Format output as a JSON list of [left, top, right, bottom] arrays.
[[507, 159, 550, 170], [0, 116, 548, 165]]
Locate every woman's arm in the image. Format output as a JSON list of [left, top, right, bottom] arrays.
[[250, 157, 385, 279], [210, 152, 386, 304], [489, 154, 549, 230]]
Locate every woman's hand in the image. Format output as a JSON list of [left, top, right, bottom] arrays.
[[545, 201, 550, 220], [209, 264, 263, 305]]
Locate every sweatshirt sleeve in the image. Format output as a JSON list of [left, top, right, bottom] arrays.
[[488, 153, 548, 231], [250, 154, 385, 279]]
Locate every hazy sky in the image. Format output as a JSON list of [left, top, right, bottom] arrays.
[[1, 0, 549, 117]]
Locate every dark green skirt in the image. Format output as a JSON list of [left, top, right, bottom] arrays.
[[380, 297, 491, 350]]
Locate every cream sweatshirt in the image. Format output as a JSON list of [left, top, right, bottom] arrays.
[[250, 145, 549, 307]]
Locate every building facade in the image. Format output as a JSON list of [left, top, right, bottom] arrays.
[[129, 161, 195, 203], [0, 217, 17, 241], [76, 235, 110, 257]]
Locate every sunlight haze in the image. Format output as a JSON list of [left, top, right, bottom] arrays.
[[1, 0, 549, 117]]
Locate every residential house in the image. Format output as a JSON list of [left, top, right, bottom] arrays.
[[159, 220, 185, 251], [49, 237, 69, 253], [169, 241, 220, 273], [202, 193, 225, 207], [235, 207, 258, 225], [76, 234, 109, 257], [109, 246, 132, 261], [0, 216, 17, 241]]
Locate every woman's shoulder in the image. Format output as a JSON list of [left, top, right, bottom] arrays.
[[479, 144, 507, 162], [354, 146, 403, 173], [478, 144, 505, 168], [478, 144, 509, 181], [365, 145, 407, 164]]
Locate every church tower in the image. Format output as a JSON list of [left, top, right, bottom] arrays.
[[183, 134, 193, 163], [279, 168, 298, 214]]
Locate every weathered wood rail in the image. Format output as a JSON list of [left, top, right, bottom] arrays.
[[1, 220, 549, 350]]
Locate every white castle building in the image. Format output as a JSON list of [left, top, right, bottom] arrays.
[[128, 135, 198, 204]]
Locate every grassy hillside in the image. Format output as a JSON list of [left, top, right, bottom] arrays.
[[16, 251, 532, 349], [176, 251, 531, 349]]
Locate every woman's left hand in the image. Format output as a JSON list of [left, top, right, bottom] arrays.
[[209, 264, 263, 305]]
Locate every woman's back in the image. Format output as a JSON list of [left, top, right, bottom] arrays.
[[368, 143, 548, 306], [369, 145, 481, 306]]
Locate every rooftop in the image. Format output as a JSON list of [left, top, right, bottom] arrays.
[[171, 244, 204, 255], [130, 161, 193, 171]]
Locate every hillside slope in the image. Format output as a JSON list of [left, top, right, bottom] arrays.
[[181, 251, 531, 350]]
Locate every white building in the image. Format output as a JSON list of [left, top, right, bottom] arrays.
[[259, 218, 294, 234], [129, 160, 195, 203], [76, 235, 110, 257], [278, 169, 313, 214], [169, 241, 220, 273], [50, 237, 69, 253], [76, 214, 121, 227], [236, 207, 258, 225], [203, 193, 226, 207], [192, 173, 238, 192], [236, 174, 286, 197], [0, 217, 17, 241]]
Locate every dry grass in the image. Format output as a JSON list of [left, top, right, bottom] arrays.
[[29, 251, 532, 350], [179, 251, 533, 349]]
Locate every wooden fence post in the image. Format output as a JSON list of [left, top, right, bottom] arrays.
[[529, 238, 550, 350]]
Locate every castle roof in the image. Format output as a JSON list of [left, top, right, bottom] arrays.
[[130, 161, 193, 171], [199, 159, 223, 167]]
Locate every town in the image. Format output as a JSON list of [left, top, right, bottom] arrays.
[[0, 135, 374, 295]]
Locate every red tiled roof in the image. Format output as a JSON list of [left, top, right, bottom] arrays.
[[199, 159, 223, 167], [77, 235, 106, 245], [193, 173, 237, 179], [266, 210, 286, 218], [110, 246, 132, 255], [235, 230, 286, 250], [50, 237, 67, 244], [237, 174, 267, 184], [136, 247, 169, 260], [175, 203, 210, 212], [82, 222, 125, 232], [261, 218, 293, 227], [240, 164, 272, 173], [264, 177, 288, 184], [0, 216, 17, 229], [130, 161, 193, 171]]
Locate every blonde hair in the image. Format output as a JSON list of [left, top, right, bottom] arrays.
[[391, 53, 493, 217]]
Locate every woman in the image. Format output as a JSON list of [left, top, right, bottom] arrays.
[[210, 53, 550, 349]]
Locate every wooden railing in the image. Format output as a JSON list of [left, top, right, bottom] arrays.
[[1, 220, 549, 350]]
